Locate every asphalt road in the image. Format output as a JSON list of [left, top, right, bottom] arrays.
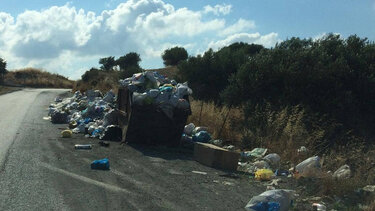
[[0, 89, 267, 211]]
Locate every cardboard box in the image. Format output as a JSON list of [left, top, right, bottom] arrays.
[[194, 142, 240, 171]]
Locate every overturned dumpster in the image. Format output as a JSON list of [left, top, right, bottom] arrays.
[[118, 71, 192, 146]]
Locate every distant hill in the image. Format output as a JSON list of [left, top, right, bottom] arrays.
[[5, 68, 74, 88]]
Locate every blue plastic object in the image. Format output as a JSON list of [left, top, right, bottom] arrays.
[[91, 158, 110, 170], [84, 118, 93, 124], [192, 131, 211, 143], [251, 202, 280, 211]]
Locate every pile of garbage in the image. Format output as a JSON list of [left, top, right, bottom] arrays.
[[48, 89, 123, 141], [119, 71, 192, 119]]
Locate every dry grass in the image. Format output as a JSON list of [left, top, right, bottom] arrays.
[[148, 66, 179, 79], [187, 100, 243, 144], [0, 85, 20, 95], [5, 68, 74, 88]]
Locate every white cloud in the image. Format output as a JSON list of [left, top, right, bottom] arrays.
[[208, 32, 280, 50], [219, 18, 255, 36], [203, 4, 232, 16], [0, 0, 276, 79]]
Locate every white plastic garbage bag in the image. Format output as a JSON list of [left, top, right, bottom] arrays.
[[295, 156, 321, 178], [184, 123, 195, 136], [264, 153, 281, 167], [333, 164, 351, 179], [245, 189, 295, 211]]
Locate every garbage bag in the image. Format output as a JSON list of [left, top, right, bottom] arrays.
[[242, 148, 268, 160], [103, 90, 115, 103], [51, 111, 68, 124], [192, 131, 211, 143], [193, 126, 208, 134], [184, 123, 195, 136], [91, 158, 110, 170], [264, 153, 281, 167], [255, 169, 274, 181], [333, 164, 351, 179], [295, 156, 321, 178], [100, 125, 122, 142], [254, 160, 270, 170], [245, 189, 295, 211]]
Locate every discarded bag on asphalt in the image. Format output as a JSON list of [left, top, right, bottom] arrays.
[[245, 189, 295, 211], [91, 158, 110, 170]]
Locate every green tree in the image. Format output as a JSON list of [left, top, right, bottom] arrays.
[[178, 43, 264, 103], [162, 46, 188, 66], [0, 58, 7, 85], [99, 56, 116, 71], [116, 52, 141, 70]]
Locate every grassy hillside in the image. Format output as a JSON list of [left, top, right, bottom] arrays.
[[5, 68, 74, 88]]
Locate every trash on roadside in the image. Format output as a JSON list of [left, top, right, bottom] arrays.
[[297, 146, 308, 154], [253, 160, 270, 170], [312, 203, 326, 211], [192, 131, 212, 143], [223, 145, 235, 151], [192, 170, 207, 175], [294, 156, 321, 178], [209, 139, 223, 147], [255, 169, 274, 181], [241, 148, 268, 160], [61, 130, 72, 138], [192, 126, 208, 134], [194, 142, 240, 171], [263, 153, 281, 167], [245, 189, 295, 211], [99, 125, 122, 141], [43, 116, 51, 120], [184, 123, 195, 136], [99, 140, 110, 147], [69, 120, 78, 129], [332, 164, 351, 179], [267, 178, 282, 187], [275, 169, 290, 177], [74, 144, 92, 150], [91, 158, 110, 170], [51, 110, 68, 124]]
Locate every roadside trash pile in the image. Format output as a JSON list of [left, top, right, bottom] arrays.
[[119, 71, 192, 119], [48, 89, 123, 142], [181, 123, 212, 144]]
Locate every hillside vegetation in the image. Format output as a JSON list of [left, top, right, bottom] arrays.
[[5, 68, 74, 88]]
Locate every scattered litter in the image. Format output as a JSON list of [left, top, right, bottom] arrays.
[[297, 146, 308, 153], [210, 139, 223, 147], [99, 140, 110, 147], [192, 131, 211, 143], [43, 116, 51, 120], [332, 164, 351, 179], [223, 145, 235, 151], [100, 125, 122, 141], [245, 189, 295, 211], [192, 170, 207, 175], [74, 144, 92, 150], [362, 185, 375, 192], [91, 158, 110, 170], [263, 153, 281, 167], [192, 126, 208, 134], [312, 203, 326, 211], [266, 178, 282, 186], [255, 169, 274, 181], [241, 148, 268, 160], [184, 123, 195, 136], [61, 130, 72, 138], [294, 156, 321, 178]]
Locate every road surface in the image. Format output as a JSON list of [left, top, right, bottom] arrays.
[[0, 89, 266, 211]]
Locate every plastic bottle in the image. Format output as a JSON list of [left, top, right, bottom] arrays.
[[74, 144, 92, 149]]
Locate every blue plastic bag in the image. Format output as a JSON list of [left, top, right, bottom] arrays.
[[91, 158, 110, 170], [192, 131, 211, 143]]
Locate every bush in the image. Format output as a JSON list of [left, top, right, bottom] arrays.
[[162, 46, 188, 66]]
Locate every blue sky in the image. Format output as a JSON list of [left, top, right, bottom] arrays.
[[0, 0, 374, 79]]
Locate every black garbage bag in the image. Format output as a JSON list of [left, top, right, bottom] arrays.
[[99, 125, 122, 141], [51, 111, 68, 124]]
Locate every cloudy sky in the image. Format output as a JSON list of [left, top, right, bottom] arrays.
[[0, 0, 374, 79]]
